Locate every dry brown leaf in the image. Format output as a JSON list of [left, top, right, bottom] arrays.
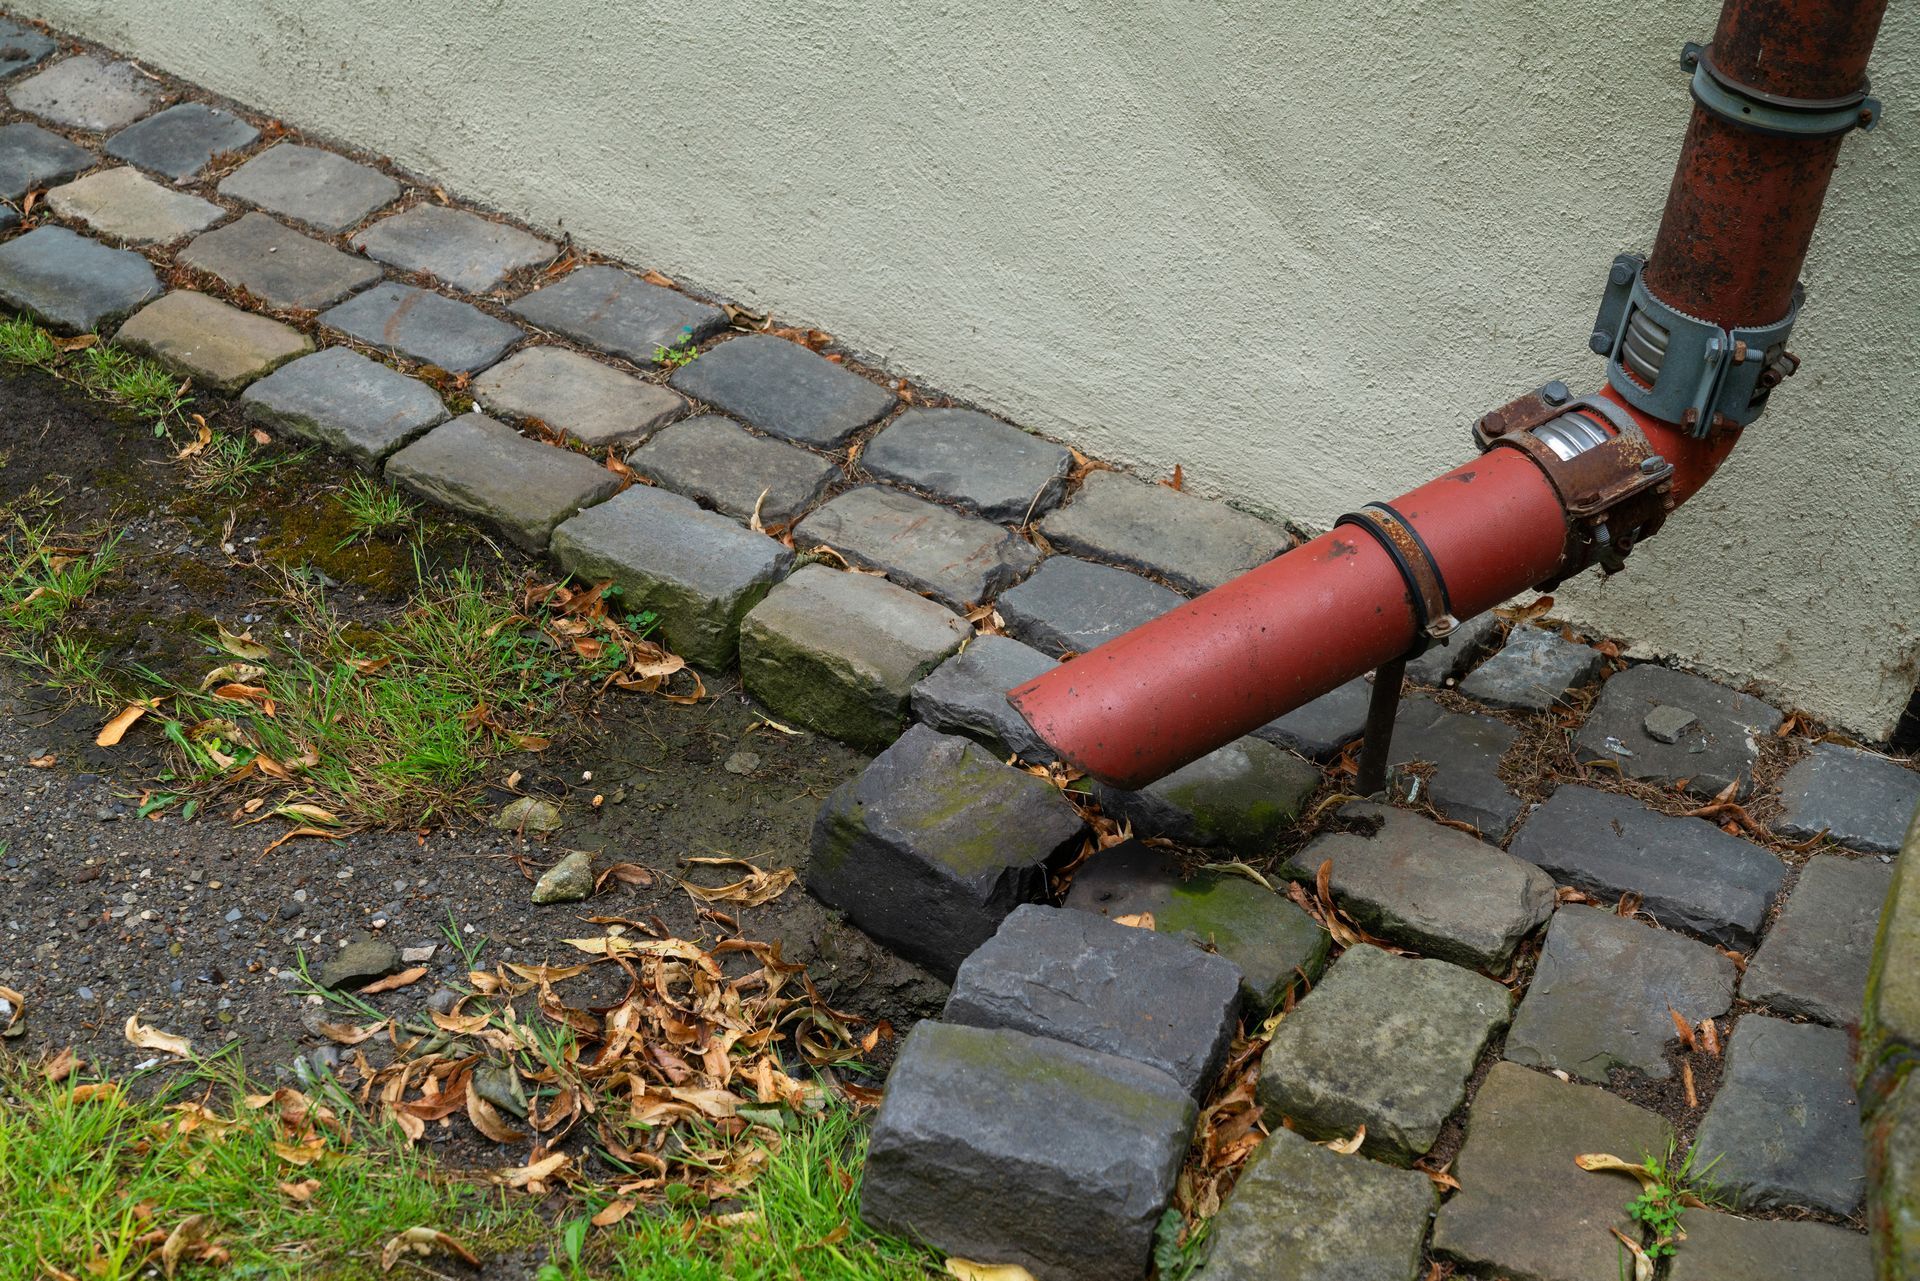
[[946, 1260, 1038, 1281], [1682, 1059, 1698, 1109], [1494, 595, 1555, 625], [595, 862, 655, 891], [1111, 912, 1156, 930], [278, 1179, 321, 1202], [27, 752, 55, 767], [591, 1199, 636, 1227], [72, 1082, 120, 1103], [1317, 1125, 1366, 1155], [1668, 1007, 1696, 1050], [357, 967, 427, 996], [55, 333, 99, 353], [215, 623, 273, 660], [1611, 1227, 1654, 1281], [380, 1226, 481, 1273], [1574, 1152, 1657, 1189], [1700, 1018, 1722, 1056], [466, 1090, 528, 1144], [159, 1214, 211, 1279], [640, 269, 676, 288], [263, 826, 340, 855], [42, 1046, 80, 1082], [501, 1151, 570, 1191], [679, 865, 796, 908], [124, 1014, 193, 1059], [273, 1137, 328, 1166]]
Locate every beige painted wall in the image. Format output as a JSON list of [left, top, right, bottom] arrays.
[[25, 0, 1919, 736]]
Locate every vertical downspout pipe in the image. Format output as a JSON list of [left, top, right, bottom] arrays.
[[1007, 0, 1888, 791]]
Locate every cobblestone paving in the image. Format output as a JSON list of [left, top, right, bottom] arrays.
[[0, 21, 1911, 1281]]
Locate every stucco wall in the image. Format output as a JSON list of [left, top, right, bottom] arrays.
[[23, 0, 1919, 736]]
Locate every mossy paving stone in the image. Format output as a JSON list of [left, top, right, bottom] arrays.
[[1430, 1061, 1671, 1281], [1865, 1068, 1920, 1280], [1665, 1208, 1870, 1281], [239, 347, 449, 470], [1062, 838, 1329, 1010], [1092, 735, 1321, 858]]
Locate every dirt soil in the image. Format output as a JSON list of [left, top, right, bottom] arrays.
[[0, 367, 946, 1098]]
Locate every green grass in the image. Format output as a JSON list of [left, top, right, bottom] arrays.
[[0, 516, 122, 635], [0, 317, 194, 434], [0, 1061, 528, 1281], [332, 475, 417, 550], [1625, 1137, 1723, 1260], [183, 431, 314, 499]]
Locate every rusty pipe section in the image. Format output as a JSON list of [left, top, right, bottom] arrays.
[[1008, 0, 1887, 791]]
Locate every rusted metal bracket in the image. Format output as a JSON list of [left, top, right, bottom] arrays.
[[1335, 502, 1458, 651]]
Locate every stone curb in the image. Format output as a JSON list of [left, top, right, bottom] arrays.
[[1863, 804, 1920, 1278]]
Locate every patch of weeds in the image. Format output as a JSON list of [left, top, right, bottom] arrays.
[[332, 475, 418, 550], [0, 317, 194, 434], [536, 1105, 942, 1281], [442, 906, 490, 971], [1624, 1137, 1722, 1261], [652, 325, 700, 370], [1154, 1207, 1212, 1280], [0, 1056, 534, 1281], [0, 516, 122, 635], [3, 635, 119, 708], [182, 431, 314, 498]]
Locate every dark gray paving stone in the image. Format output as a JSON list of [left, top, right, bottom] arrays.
[[808, 724, 1085, 976], [1508, 784, 1786, 947], [861, 407, 1071, 522], [217, 142, 399, 233], [1258, 944, 1511, 1163], [320, 283, 521, 374], [863, 1020, 1194, 1281], [0, 225, 160, 332], [1457, 624, 1605, 712], [1286, 801, 1555, 971], [1202, 1126, 1436, 1281], [0, 121, 92, 201], [628, 415, 836, 525], [1039, 469, 1288, 594], [1666, 1209, 1871, 1281], [795, 485, 1039, 609], [353, 205, 555, 293], [114, 290, 311, 392], [1253, 677, 1371, 760], [239, 347, 447, 468], [104, 102, 257, 180], [1743, 854, 1894, 1027], [1692, 1015, 1865, 1216], [1776, 743, 1920, 854], [47, 166, 224, 244], [1064, 839, 1330, 1011], [1431, 1061, 1670, 1281], [550, 484, 791, 670], [8, 54, 160, 133], [739, 564, 969, 749], [945, 903, 1240, 1098], [178, 212, 382, 312], [1503, 906, 1736, 1081], [1405, 610, 1503, 687], [994, 554, 1183, 657], [910, 634, 1057, 759], [383, 412, 620, 551], [1573, 664, 1786, 801], [0, 19, 56, 79], [510, 265, 726, 366], [1388, 695, 1525, 837], [669, 332, 894, 447], [1093, 736, 1320, 858], [474, 346, 683, 449]]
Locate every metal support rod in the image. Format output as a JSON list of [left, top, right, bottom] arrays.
[[1354, 655, 1408, 797]]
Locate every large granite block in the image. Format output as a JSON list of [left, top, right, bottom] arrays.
[[217, 142, 399, 232], [1508, 784, 1786, 947], [994, 555, 1183, 657], [862, 407, 1072, 521], [808, 725, 1084, 976], [1093, 736, 1320, 858], [239, 347, 448, 468], [1574, 663, 1785, 801], [179, 212, 383, 312], [1258, 944, 1512, 1163], [945, 904, 1241, 1097], [474, 346, 683, 448], [1065, 840, 1330, 1011], [910, 634, 1057, 759], [104, 102, 258, 180], [320, 282, 522, 373], [114, 291, 311, 392], [1039, 469, 1288, 594], [739, 563, 969, 748], [510, 264, 726, 365], [0, 226, 161, 332], [795, 485, 1039, 608], [1742, 853, 1894, 1027], [863, 1021, 1195, 1281], [550, 484, 792, 669], [1775, 742, 1920, 854], [629, 415, 838, 526], [1286, 802, 1555, 970], [1503, 906, 1737, 1081], [669, 332, 895, 447], [383, 412, 621, 550]]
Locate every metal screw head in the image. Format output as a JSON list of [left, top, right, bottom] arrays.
[[1609, 262, 1634, 287], [1640, 455, 1668, 475], [1541, 380, 1571, 406], [1589, 331, 1612, 355]]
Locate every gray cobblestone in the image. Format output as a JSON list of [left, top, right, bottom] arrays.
[[474, 346, 683, 449], [910, 634, 1057, 760], [1254, 677, 1370, 760], [0, 225, 161, 332], [1040, 469, 1288, 593], [9, 54, 161, 133], [114, 290, 311, 392], [1093, 736, 1320, 858], [104, 102, 257, 180], [320, 282, 522, 374], [669, 332, 895, 447], [628, 415, 839, 526], [48, 166, 223, 244], [1742, 853, 1894, 1027], [218, 142, 400, 233], [1457, 624, 1606, 712], [551, 484, 792, 669], [994, 555, 1182, 657], [794, 485, 1039, 608], [178, 212, 383, 311], [353, 205, 555, 293], [509, 265, 726, 366], [1574, 664, 1785, 801], [1776, 742, 1920, 854], [384, 412, 621, 550], [1388, 696, 1525, 837], [240, 348, 448, 469], [0, 19, 56, 79], [861, 407, 1071, 521], [0, 122, 92, 200]]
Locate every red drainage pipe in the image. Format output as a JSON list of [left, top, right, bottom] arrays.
[[1009, 0, 1888, 791]]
